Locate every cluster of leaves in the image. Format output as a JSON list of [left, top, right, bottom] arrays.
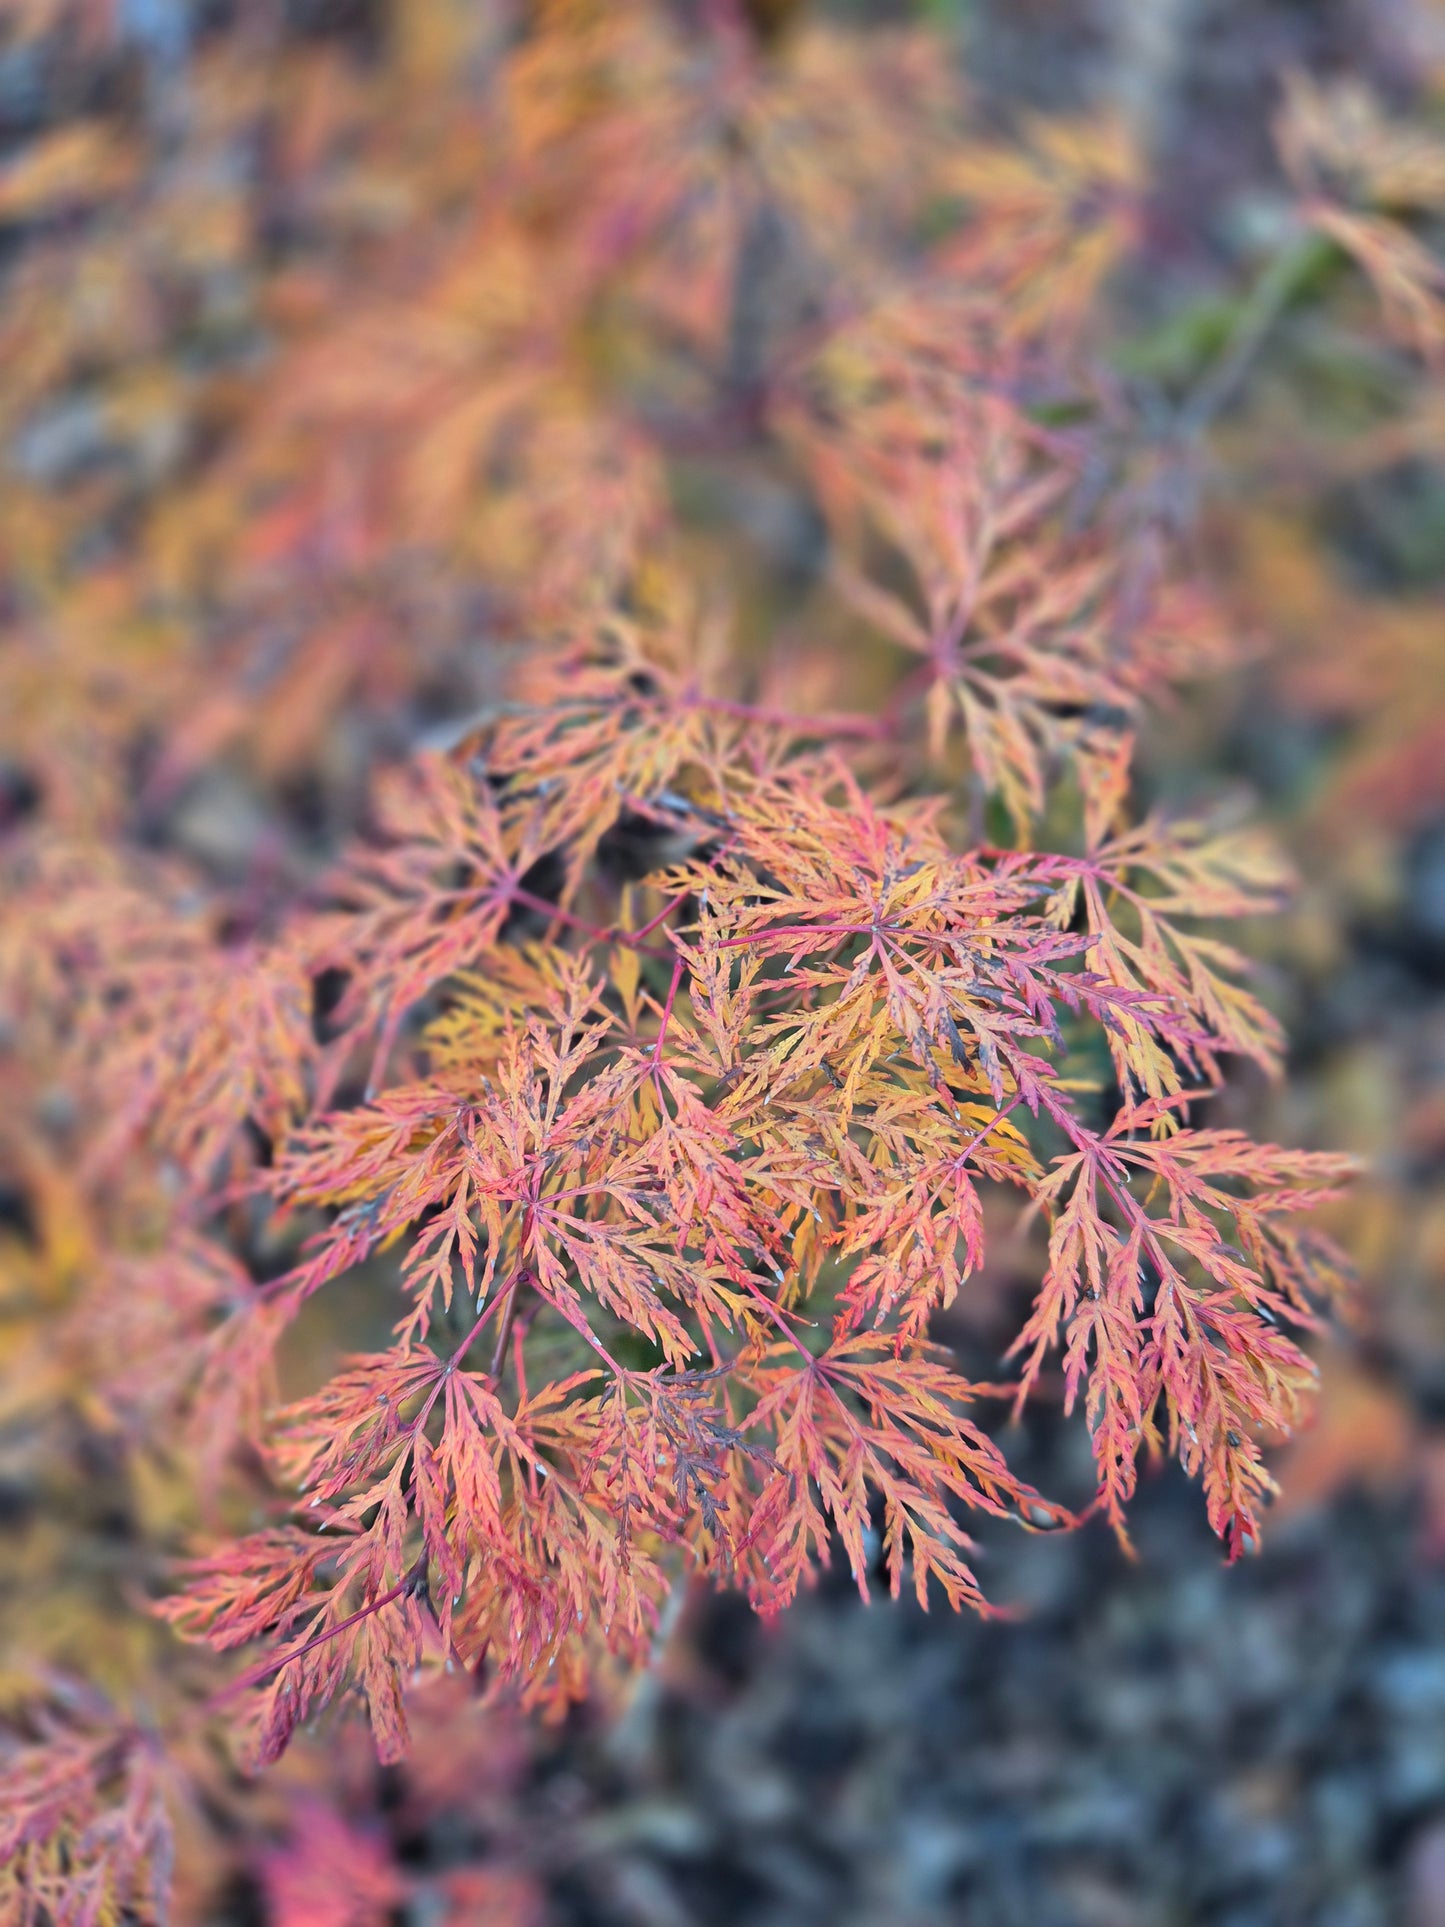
[[0, 1, 1377, 1918], [1218, 70, 1445, 839], [1183, 64, 1445, 1536]]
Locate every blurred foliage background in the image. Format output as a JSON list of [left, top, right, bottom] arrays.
[[2, 0, 1445, 1921]]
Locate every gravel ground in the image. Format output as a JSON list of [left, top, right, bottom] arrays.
[[532, 1423, 1445, 1925]]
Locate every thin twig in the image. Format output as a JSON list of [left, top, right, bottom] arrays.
[[1182, 229, 1333, 434]]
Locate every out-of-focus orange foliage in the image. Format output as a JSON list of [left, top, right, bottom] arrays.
[[0, 2, 1397, 1920], [1238, 73, 1445, 838], [1150, 62, 1445, 1547]]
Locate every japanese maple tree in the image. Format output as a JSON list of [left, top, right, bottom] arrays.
[[0, 1, 1372, 1917]]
